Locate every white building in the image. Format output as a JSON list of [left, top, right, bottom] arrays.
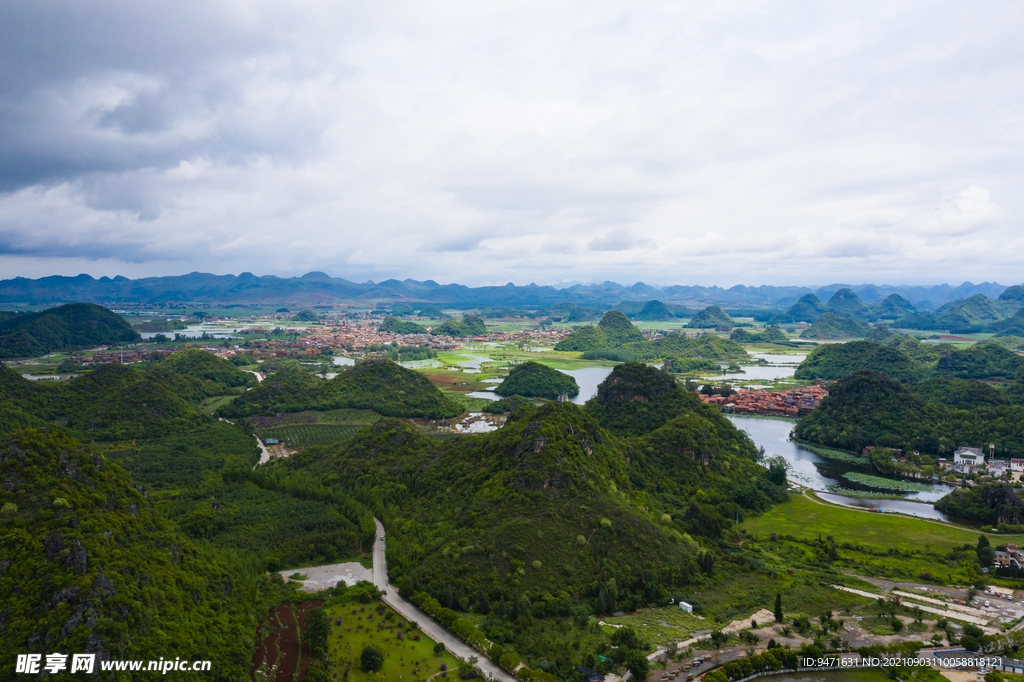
[[953, 446, 985, 467], [1011, 459, 1024, 472], [678, 601, 693, 613]]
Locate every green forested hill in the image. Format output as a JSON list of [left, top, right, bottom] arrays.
[[0, 302, 140, 358], [219, 358, 462, 419], [270, 365, 781, 669], [932, 341, 1024, 380], [794, 370, 1024, 456], [634, 300, 675, 320], [379, 315, 427, 334], [430, 314, 487, 337], [584, 362, 729, 437], [554, 310, 645, 351], [0, 429, 255, 679], [874, 293, 917, 318], [793, 340, 923, 381], [730, 327, 791, 344], [0, 363, 213, 441], [825, 289, 870, 318], [494, 361, 579, 399], [290, 309, 321, 322], [155, 348, 255, 388], [770, 294, 826, 324], [908, 377, 1011, 409], [637, 333, 748, 360], [684, 305, 734, 328], [934, 483, 1024, 526], [798, 312, 868, 339]]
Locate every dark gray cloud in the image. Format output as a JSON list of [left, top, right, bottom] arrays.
[[1, 1, 1023, 285]]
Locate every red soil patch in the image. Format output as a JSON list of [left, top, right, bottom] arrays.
[[249, 610, 282, 682], [249, 600, 322, 682], [275, 605, 299, 682], [295, 601, 323, 682]]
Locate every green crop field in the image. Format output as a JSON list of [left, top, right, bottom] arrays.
[[324, 597, 460, 682], [261, 424, 368, 447]]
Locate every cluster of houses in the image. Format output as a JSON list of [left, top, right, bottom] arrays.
[[945, 446, 1023, 477], [696, 385, 829, 417], [995, 544, 1024, 569]]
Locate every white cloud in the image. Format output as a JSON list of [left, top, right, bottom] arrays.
[[0, 0, 1023, 286]]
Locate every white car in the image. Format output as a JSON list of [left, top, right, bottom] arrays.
[[985, 600, 990, 607]]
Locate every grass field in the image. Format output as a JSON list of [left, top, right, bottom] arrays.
[[601, 606, 709, 645], [739, 493, 1024, 586], [744, 494, 1019, 551], [324, 597, 460, 682]]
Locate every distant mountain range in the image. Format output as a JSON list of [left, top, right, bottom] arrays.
[[0, 272, 1017, 309]]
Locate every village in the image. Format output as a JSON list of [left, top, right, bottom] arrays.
[[697, 385, 829, 417]]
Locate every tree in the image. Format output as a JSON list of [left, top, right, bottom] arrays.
[[623, 650, 650, 681], [890, 618, 904, 633], [434, 641, 446, 656], [977, 536, 995, 566], [306, 607, 330, 659], [774, 593, 783, 622], [360, 646, 384, 672]]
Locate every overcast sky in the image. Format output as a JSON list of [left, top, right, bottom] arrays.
[[1, 1, 1023, 287]]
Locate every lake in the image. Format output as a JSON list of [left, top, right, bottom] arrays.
[[700, 352, 807, 382], [727, 415, 959, 521], [557, 367, 614, 405]]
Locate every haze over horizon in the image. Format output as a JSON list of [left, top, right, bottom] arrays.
[[2, 1, 1023, 286]]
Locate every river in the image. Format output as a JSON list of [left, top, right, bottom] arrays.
[[726, 415, 965, 522]]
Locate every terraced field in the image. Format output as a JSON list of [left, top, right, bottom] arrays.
[[252, 409, 380, 446]]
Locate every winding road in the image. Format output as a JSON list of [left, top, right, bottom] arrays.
[[372, 519, 516, 682]]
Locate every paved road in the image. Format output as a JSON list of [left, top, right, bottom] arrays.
[[372, 519, 516, 682]]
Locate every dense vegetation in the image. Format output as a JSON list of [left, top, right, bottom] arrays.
[[554, 310, 646, 351], [794, 370, 1024, 457], [769, 294, 826, 324], [934, 483, 1024, 525], [0, 429, 257, 679], [629, 333, 748, 361], [418, 305, 445, 318], [269, 364, 784, 673], [795, 338, 1024, 383], [430, 314, 487, 337], [481, 395, 533, 414], [494, 361, 580, 399], [379, 315, 427, 334], [0, 302, 140, 358], [219, 358, 463, 419], [154, 347, 256, 389], [799, 312, 868, 339], [825, 288, 871, 318], [290, 309, 321, 322], [876, 294, 917, 318], [685, 305, 734, 328], [634, 300, 676, 320], [932, 341, 1024, 380], [794, 341, 924, 381], [730, 327, 790, 344]]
